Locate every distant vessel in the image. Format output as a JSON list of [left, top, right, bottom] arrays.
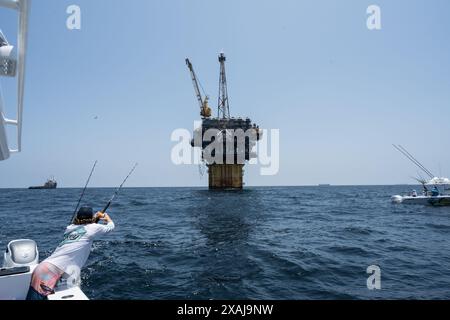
[[391, 145, 450, 206], [29, 178, 57, 189], [391, 178, 450, 206]]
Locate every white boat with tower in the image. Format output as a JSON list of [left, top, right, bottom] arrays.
[[391, 145, 450, 206]]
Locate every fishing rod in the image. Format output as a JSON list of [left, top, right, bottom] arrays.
[[71, 160, 98, 224], [101, 163, 138, 214], [394, 144, 423, 172], [397, 146, 433, 179], [398, 145, 435, 178], [410, 176, 426, 186], [393, 145, 421, 172], [397, 144, 433, 177], [394, 144, 432, 178], [393, 144, 434, 179], [414, 171, 428, 185]]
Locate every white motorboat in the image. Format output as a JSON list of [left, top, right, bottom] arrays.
[[391, 194, 450, 206], [391, 178, 450, 206], [0, 239, 89, 300], [391, 145, 450, 206]]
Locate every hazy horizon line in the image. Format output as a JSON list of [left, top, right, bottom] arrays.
[[0, 183, 424, 190]]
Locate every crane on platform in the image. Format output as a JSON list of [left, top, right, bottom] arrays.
[[217, 53, 230, 119], [185, 58, 211, 119]]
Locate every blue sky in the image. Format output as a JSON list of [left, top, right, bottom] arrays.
[[1, 0, 450, 187]]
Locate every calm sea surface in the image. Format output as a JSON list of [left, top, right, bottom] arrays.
[[1, 186, 450, 300]]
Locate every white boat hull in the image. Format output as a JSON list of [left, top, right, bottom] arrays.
[[0, 266, 35, 300], [392, 195, 450, 206], [48, 284, 89, 301]]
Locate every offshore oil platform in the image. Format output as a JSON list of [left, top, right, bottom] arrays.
[[186, 53, 261, 189]]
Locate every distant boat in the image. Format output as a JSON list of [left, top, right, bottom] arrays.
[[392, 177, 450, 206], [391, 144, 450, 206], [392, 194, 450, 206], [29, 178, 57, 190]]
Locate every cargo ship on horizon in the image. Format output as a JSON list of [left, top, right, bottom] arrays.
[[28, 178, 57, 190]]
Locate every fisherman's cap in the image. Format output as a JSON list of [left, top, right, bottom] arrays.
[[77, 206, 94, 219]]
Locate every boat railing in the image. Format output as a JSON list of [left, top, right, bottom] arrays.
[[0, 0, 30, 161]]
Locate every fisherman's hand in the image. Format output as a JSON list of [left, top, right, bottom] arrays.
[[95, 212, 106, 220], [96, 212, 112, 223]]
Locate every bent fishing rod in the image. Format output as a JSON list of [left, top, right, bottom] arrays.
[[71, 160, 98, 224], [101, 163, 138, 214]]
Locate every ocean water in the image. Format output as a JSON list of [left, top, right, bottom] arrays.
[[1, 186, 450, 300]]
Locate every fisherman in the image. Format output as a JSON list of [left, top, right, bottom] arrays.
[[411, 190, 418, 197], [431, 186, 440, 197], [26, 207, 115, 300]]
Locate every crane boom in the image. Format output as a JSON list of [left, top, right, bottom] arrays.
[[185, 59, 203, 110], [186, 59, 211, 118]]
